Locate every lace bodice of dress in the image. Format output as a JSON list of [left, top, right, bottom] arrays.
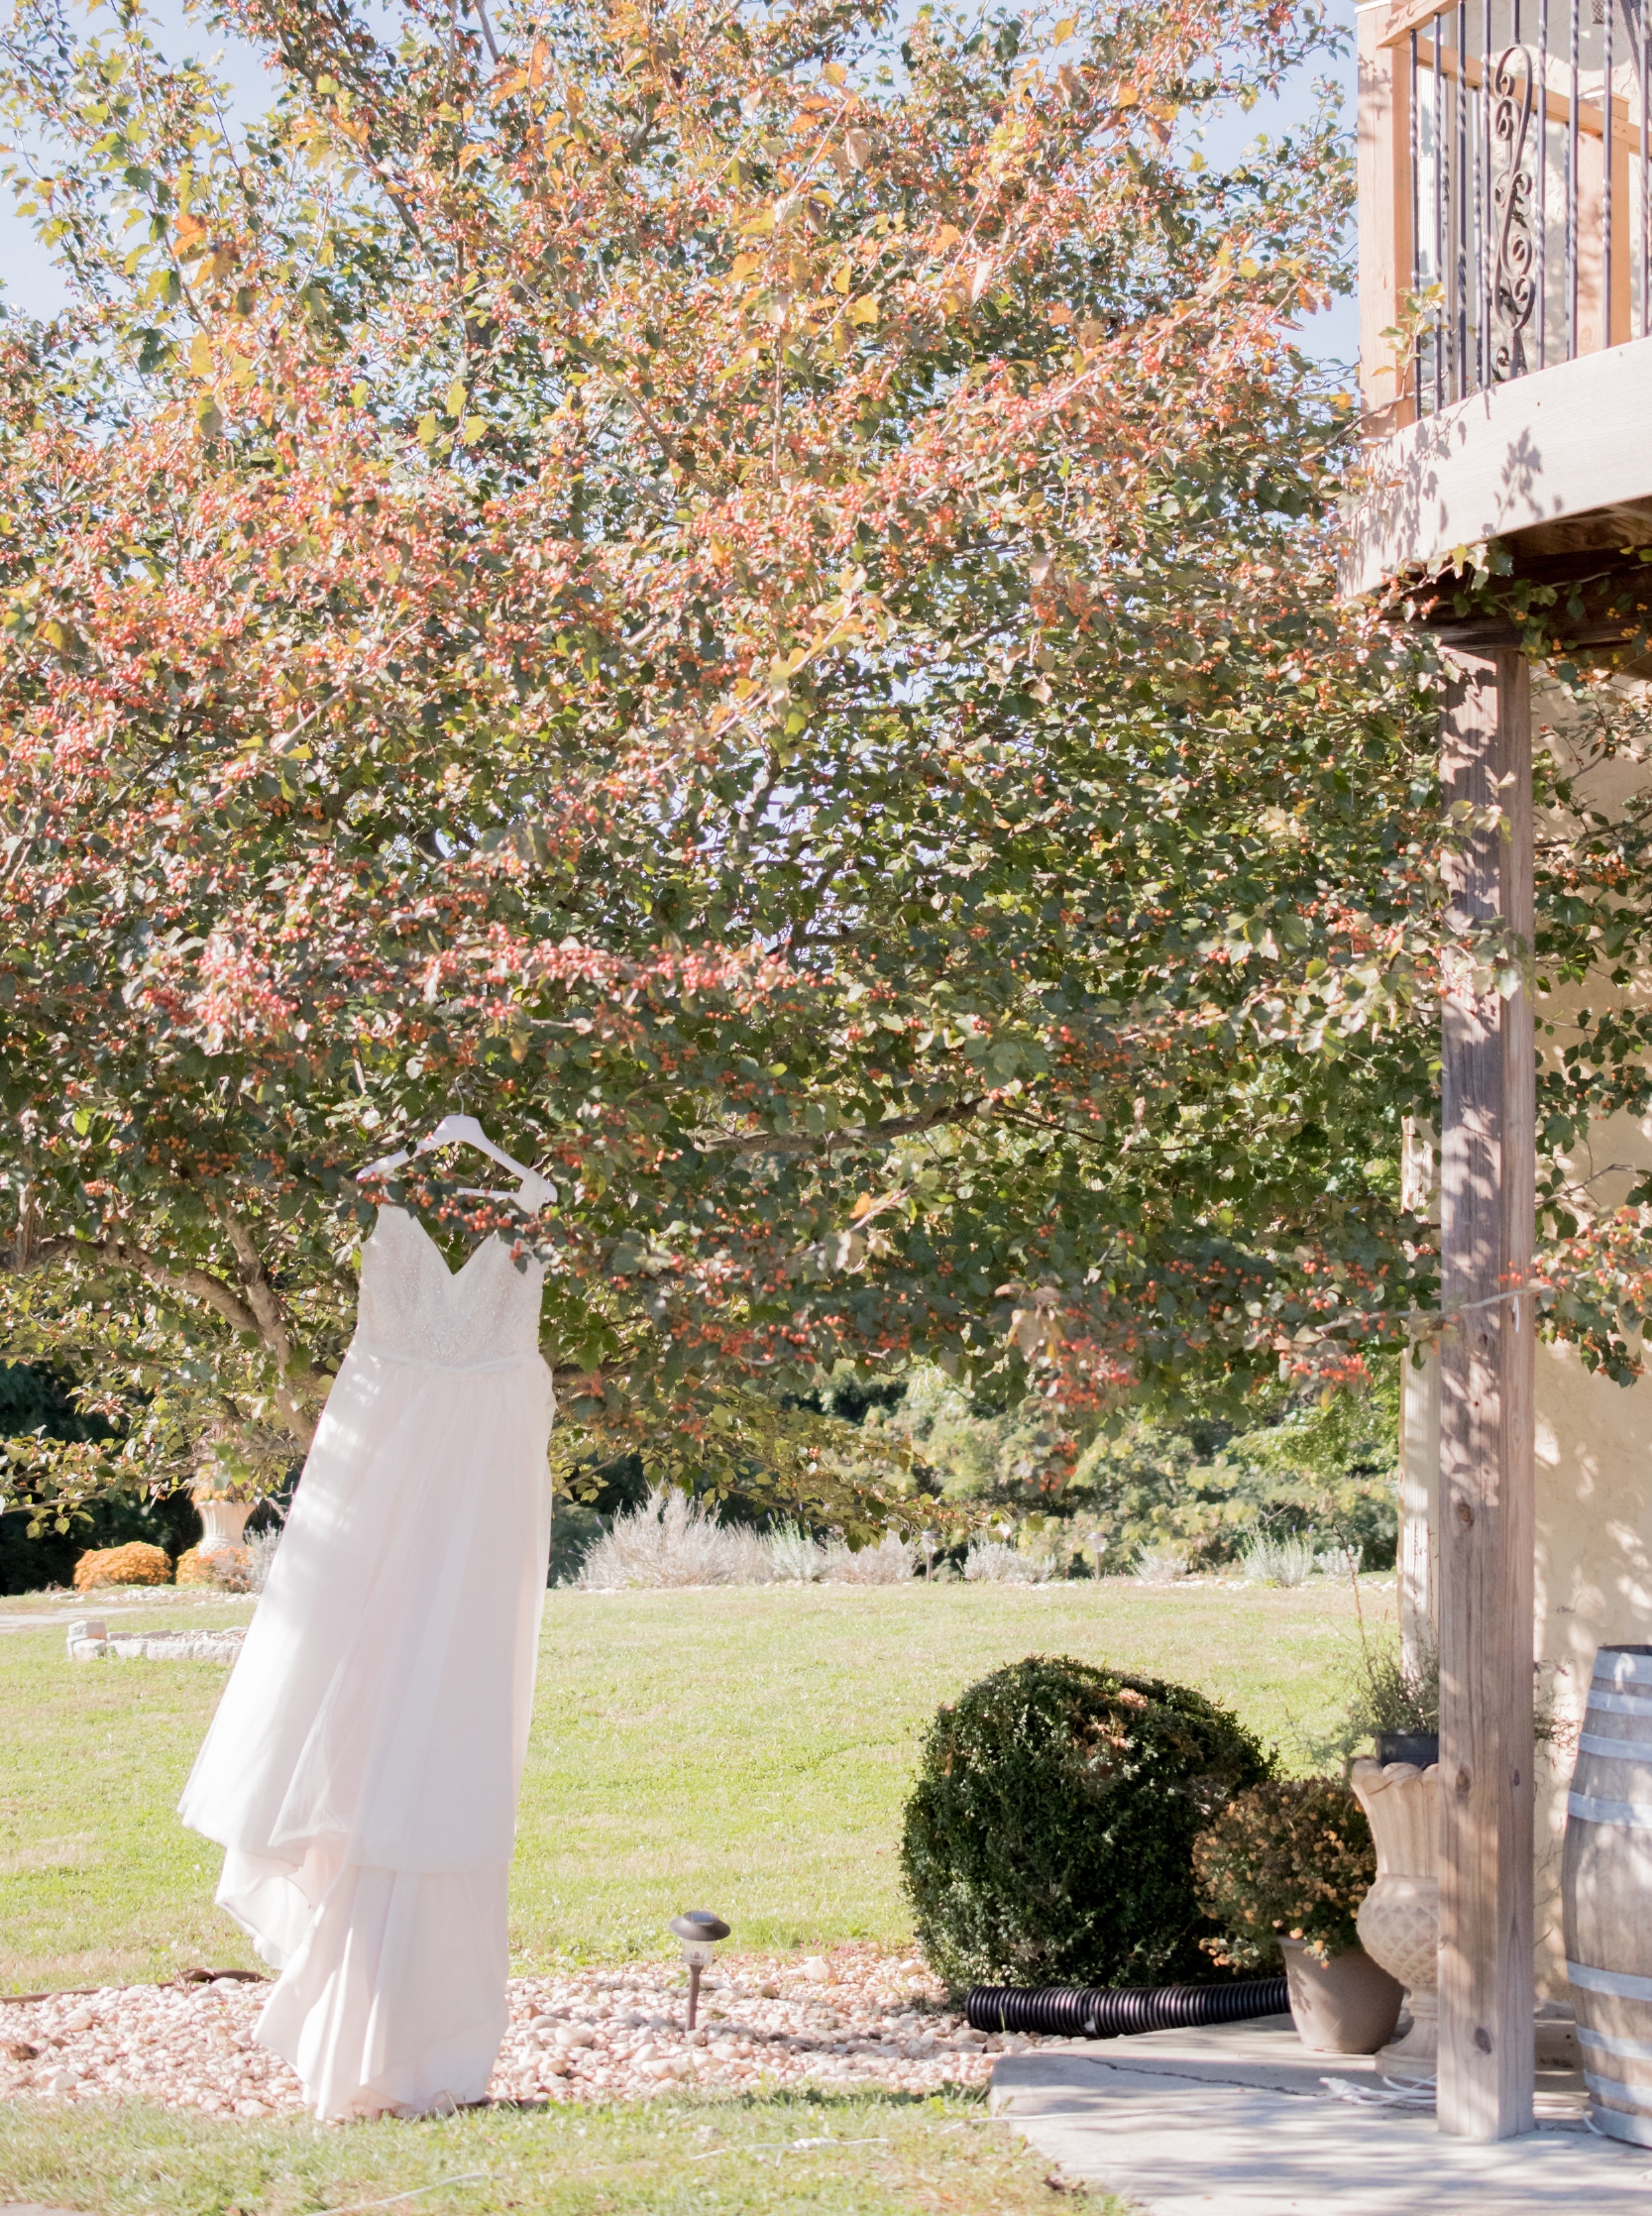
[[356, 1207, 545, 1371]]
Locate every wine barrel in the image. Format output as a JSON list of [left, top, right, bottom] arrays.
[[1563, 1643, 1652, 2147]]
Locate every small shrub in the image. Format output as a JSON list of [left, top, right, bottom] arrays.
[[822, 1530, 915, 1585], [72, 1540, 171, 1591], [1240, 1534, 1315, 1588], [901, 1654, 1272, 1994], [1133, 1543, 1189, 1584], [1193, 1775, 1377, 1968], [767, 1522, 824, 1582], [964, 1538, 1048, 1584], [176, 1544, 254, 1591]]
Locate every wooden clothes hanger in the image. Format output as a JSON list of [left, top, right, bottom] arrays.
[[358, 1113, 557, 1217]]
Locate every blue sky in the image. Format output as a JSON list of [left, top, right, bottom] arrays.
[[0, 1, 1360, 368]]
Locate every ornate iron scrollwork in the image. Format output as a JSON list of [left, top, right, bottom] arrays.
[[1490, 46, 1538, 381]]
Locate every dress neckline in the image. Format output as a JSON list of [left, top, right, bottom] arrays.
[[378, 1207, 504, 1285]]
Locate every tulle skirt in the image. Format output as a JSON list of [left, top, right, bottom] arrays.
[[178, 1341, 554, 2119]]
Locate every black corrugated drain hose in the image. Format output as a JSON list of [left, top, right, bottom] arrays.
[[965, 1975, 1288, 2040]]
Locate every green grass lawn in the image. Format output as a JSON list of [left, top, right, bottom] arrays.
[[1, 1577, 1377, 1992], [0, 1576, 1379, 2214], [0, 2088, 1140, 2216]]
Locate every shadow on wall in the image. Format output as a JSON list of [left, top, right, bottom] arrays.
[[1533, 1334, 1652, 1992]]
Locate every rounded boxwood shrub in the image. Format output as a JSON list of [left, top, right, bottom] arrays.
[[900, 1654, 1271, 1993]]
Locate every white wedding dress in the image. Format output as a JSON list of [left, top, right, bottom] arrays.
[[178, 1207, 555, 2120]]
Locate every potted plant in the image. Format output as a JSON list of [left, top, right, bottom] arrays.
[[1193, 1776, 1404, 2054], [1348, 1640, 1439, 1768]]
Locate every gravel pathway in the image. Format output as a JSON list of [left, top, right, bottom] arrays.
[[0, 1949, 1038, 2117]]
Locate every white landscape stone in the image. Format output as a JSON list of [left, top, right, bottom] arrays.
[[0, 1951, 1003, 2115], [65, 1625, 249, 1664]]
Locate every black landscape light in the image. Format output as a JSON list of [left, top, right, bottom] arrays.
[[669, 1909, 731, 2032]]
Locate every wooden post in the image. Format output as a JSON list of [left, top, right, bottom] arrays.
[[1357, 2, 1412, 434], [1574, 96, 1634, 355], [1398, 1119, 1440, 1673], [1437, 649, 1536, 2143]]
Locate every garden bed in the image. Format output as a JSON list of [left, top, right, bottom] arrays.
[[0, 1949, 1025, 2116]]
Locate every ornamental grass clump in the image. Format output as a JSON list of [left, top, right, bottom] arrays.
[[900, 1655, 1271, 1995], [72, 1540, 171, 1591], [766, 1522, 825, 1583], [1347, 1638, 1439, 1742], [963, 1538, 1049, 1585], [821, 1531, 916, 1585], [1192, 1775, 1377, 1968], [576, 1487, 774, 1589], [1133, 1544, 1191, 1584], [1240, 1535, 1316, 1588]]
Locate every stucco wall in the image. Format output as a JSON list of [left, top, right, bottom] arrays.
[[1534, 1304, 1652, 1991], [1531, 693, 1652, 1992], [1400, 1137, 1652, 2000]]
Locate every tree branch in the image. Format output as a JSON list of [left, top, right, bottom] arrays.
[[693, 1096, 984, 1157], [215, 1211, 325, 1448], [8, 1227, 324, 1451]]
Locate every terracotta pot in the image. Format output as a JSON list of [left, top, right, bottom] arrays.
[[1350, 1756, 1440, 2066], [1278, 1938, 1404, 2054]]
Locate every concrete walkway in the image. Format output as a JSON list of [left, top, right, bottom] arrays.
[[990, 2015, 1647, 2214]]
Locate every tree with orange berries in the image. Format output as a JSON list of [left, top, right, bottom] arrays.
[[0, 0, 1469, 1535]]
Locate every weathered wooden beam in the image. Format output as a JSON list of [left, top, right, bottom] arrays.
[[1437, 648, 1536, 2143], [1389, 37, 1640, 154], [1357, 4, 1412, 435], [1398, 1118, 1440, 1674], [1378, 0, 1454, 46]]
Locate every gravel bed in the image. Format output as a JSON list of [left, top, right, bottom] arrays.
[[0, 1949, 1040, 2116]]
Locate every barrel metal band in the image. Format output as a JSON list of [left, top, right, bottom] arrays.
[[1581, 2024, 1652, 2063], [1568, 1792, 1652, 1830], [1588, 1689, 1652, 1717], [1588, 2103, 1652, 2149], [1580, 1731, 1652, 1761], [1586, 2068, 1652, 2109], [1568, 1958, 1652, 2001], [1598, 1648, 1652, 1691]]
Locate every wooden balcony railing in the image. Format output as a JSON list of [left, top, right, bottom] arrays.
[[1358, 0, 1652, 428]]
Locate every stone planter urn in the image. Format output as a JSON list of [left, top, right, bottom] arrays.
[[1350, 1756, 1440, 2067], [194, 1496, 253, 1552], [187, 1480, 252, 1569]]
